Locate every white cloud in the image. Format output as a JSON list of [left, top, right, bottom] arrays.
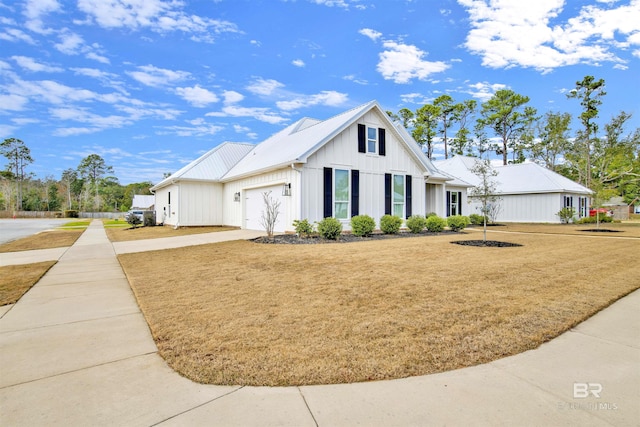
[[276, 90, 349, 111], [0, 27, 37, 44], [459, 0, 640, 71], [127, 65, 190, 87], [343, 74, 369, 85], [246, 78, 285, 96], [0, 94, 29, 112], [292, 59, 306, 67], [359, 28, 382, 41], [0, 124, 19, 138], [76, 0, 241, 42], [158, 123, 224, 137], [222, 90, 244, 104], [464, 81, 509, 101], [54, 31, 84, 55], [54, 30, 111, 63], [11, 56, 63, 73], [377, 41, 449, 84], [206, 105, 287, 124], [400, 93, 433, 105], [175, 85, 219, 107], [311, 0, 349, 8], [23, 0, 60, 34]]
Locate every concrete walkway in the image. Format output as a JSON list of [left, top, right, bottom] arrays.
[[1, 221, 638, 426]]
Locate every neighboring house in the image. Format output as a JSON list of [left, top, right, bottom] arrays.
[[130, 195, 155, 210], [434, 156, 593, 223], [151, 101, 460, 232]]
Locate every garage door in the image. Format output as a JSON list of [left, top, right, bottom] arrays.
[[245, 185, 287, 232]]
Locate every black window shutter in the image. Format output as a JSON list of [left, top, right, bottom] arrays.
[[379, 128, 386, 156], [446, 191, 451, 217], [351, 169, 359, 217], [324, 167, 333, 218], [405, 175, 412, 219], [458, 191, 462, 215], [384, 173, 392, 215], [357, 124, 366, 153]]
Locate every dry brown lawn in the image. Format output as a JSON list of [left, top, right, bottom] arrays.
[[483, 221, 640, 238], [0, 261, 56, 306], [118, 226, 639, 386], [105, 225, 238, 242], [0, 229, 84, 253]]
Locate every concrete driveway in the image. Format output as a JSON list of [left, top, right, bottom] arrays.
[[0, 218, 70, 245]]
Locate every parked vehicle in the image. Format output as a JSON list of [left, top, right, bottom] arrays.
[[589, 208, 612, 217]]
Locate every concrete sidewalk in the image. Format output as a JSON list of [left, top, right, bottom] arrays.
[[1, 220, 638, 426]]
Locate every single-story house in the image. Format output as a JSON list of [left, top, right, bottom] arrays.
[[434, 156, 593, 223], [151, 100, 464, 232]]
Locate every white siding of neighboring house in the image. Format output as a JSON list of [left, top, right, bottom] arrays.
[[222, 167, 299, 231], [468, 192, 571, 223], [303, 110, 427, 228]]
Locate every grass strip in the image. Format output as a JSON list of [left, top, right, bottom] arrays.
[[0, 261, 56, 306]]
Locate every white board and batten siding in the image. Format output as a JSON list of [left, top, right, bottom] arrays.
[[469, 193, 567, 223], [303, 109, 427, 226], [222, 167, 299, 232], [154, 182, 224, 227]]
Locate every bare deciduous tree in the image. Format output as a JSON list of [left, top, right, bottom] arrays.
[[260, 191, 281, 239]]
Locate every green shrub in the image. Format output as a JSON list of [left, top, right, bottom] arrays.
[[426, 212, 437, 218], [350, 215, 376, 237], [317, 217, 343, 240], [576, 214, 613, 224], [425, 215, 447, 232], [64, 210, 79, 218], [469, 213, 485, 225], [293, 219, 314, 237], [406, 215, 427, 233], [380, 214, 402, 234], [557, 207, 576, 224], [447, 215, 470, 232], [126, 212, 142, 228]]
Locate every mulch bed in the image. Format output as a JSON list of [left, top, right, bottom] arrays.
[[451, 240, 522, 248], [254, 230, 461, 244]]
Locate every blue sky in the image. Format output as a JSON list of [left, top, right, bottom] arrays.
[[1, 0, 639, 184]]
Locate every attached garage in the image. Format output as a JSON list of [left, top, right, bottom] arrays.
[[244, 185, 288, 232]]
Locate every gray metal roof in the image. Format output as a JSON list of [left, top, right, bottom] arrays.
[[150, 142, 254, 191], [434, 156, 593, 195]]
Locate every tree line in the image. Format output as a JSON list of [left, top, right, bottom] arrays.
[[0, 142, 153, 213], [387, 75, 639, 206]]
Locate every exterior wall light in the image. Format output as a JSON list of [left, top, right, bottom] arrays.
[[282, 183, 291, 196], [233, 192, 241, 202]]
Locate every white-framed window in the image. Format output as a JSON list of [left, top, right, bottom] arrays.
[[450, 192, 459, 216], [334, 169, 350, 220], [393, 174, 404, 217], [367, 126, 377, 153]]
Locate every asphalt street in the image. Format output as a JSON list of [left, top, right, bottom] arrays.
[[0, 218, 69, 245]]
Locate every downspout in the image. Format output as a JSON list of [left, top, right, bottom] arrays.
[[173, 185, 180, 229], [291, 163, 303, 222]]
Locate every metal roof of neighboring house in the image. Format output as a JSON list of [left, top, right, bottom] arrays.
[[150, 142, 254, 191], [130, 195, 155, 209], [222, 100, 446, 181], [434, 156, 593, 195]]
